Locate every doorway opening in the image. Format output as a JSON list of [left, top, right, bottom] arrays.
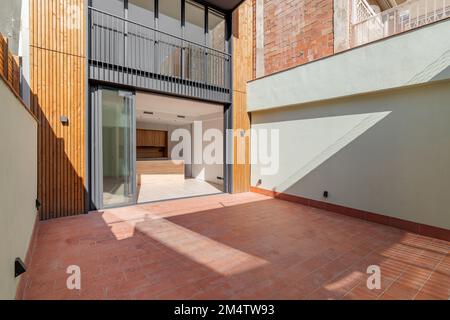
[[135, 91, 225, 204], [90, 87, 228, 210]]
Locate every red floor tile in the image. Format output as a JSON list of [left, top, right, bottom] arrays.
[[20, 193, 450, 300]]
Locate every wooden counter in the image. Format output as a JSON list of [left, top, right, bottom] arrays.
[[136, 160, 185, 185]]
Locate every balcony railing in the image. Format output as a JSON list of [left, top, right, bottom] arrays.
[[351, 0, 450, 48], [353, 0, 377, 23], [88, 7, 231, 103]]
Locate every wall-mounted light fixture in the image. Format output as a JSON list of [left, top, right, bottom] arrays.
[[60, 115, 69, 125], [15, 258, 26, 278]]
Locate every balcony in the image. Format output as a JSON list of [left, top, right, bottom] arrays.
[[88, 7, 231, 104], [351, 0, 450, 48]]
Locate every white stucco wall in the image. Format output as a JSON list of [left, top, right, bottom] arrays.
[[248, 19, 450, 112], [0, 79, 38, 299], [251, 81, 450, 230]]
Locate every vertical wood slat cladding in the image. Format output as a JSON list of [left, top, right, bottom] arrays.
[[0, 34, 21, 96], [30, 0, 86, 220], [232, 0, 253, 193]]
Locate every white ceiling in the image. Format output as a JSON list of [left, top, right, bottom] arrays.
[[136, 91, 223, 126]]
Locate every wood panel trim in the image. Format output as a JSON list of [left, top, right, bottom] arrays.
[[251, 187, 450, 242], [232, 0, 253, 193], [30, 0, 86, 220]]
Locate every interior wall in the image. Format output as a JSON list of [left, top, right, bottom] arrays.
[[251, 81, 450, 230], [0, 79, 37, 299], [136, 121, 193, 177], [192, 117, 224, 185]]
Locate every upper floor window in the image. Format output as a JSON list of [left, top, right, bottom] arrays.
[[159, 0, 182, 37], [89, 0, 227, 52], [185, 0, 206, 44], [208, 9, 225, 52], [128, 0, 155, 28], [91, 0, 124, 17]]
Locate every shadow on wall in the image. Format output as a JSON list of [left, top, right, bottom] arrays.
[[251, 81, 450, 230], [407, 50, 450, 84], [30, 92, 86, 220]]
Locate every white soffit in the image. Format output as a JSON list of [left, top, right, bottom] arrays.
[[136, 91, 223, 125]]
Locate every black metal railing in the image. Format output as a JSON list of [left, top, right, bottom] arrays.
[[88, 7, 231, 103]]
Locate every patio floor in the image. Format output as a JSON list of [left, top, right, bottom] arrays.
[[21, 193, 450, 300]]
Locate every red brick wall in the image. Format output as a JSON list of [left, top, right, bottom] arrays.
[[259, 0, 334, 77]]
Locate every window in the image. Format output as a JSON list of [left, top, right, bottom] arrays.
[[159, 0, 182, 37], [208, 9, 225, 52], [185, 0, 205, 44], [91, 0, 124, 17], [128, 0, 155, 28]]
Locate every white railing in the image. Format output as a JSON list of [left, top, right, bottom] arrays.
[[351, 0, 450, 47], [353, 0, 377, 23]]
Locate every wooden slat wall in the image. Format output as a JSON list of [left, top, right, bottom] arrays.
[[30, 0, 86, 220], [232, 0, 253, 193], [0, 34, 21, 96]]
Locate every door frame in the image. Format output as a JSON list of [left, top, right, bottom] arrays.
[[89, 85, 232, 210], [89, 85, 137, 210]]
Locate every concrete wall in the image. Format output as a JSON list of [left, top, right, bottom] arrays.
[[251, 81, 450, 230], [0, 79, 38, 299], [248, 19, 450, 112]]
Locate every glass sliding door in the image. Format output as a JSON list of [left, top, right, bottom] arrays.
[[91, 88, 136, 209]]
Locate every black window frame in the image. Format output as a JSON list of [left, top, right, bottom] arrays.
[[89, 0, 228, 53]]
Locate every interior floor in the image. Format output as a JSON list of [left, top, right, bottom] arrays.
[[103, 177, 133, 208], [138, 174, 224, 203], [134, 91, 225, 205]]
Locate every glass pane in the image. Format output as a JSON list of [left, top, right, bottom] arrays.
[[184, 1, 206, 82], [158, 0, 182, 77], [127, 1, 155, 72], [185, 1, 205, 44], [128, 0, 155, 27], [102, 89, 134, 207], [91, 0, 124, 17], [159, 0, 181, 36], [208, 9, 225, 52]]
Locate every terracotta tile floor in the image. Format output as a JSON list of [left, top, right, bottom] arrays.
[[21, 193, 450, 300]]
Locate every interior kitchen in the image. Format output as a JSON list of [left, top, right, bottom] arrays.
[[135, 92, 225, 203]]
